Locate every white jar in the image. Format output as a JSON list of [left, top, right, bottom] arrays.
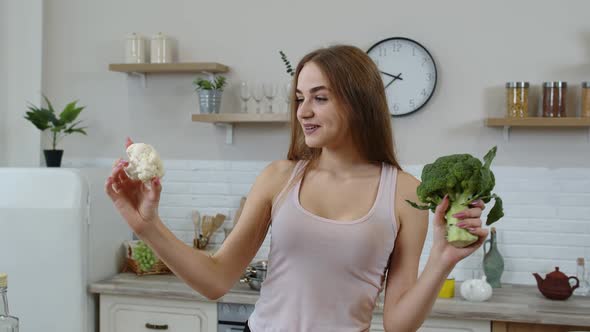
[[460, 276, 493, 302], [150, 32, 173, 63], [125, 33, 146, 63]]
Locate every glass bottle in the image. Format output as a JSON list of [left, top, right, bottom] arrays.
[[573, 258, 589, 296], [483, 227, 504, 288], [506, 82, 529, 118], [581, 82, 590, 118], [0, 273, 19, 332], [542, 81, 567, 117]]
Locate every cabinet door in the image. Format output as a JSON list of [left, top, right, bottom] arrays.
[[372, 314, 490, 332], [493, 321, 590, 332], [419, 318, 490, 332], [100, 294, 217, 332]]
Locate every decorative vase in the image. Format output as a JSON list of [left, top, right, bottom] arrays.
[[199, 90, 222, 114], [483, 227, 504, 288], [43, 149, 63, 167]]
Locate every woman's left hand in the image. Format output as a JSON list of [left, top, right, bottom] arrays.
[[431, 195, 489, 268]]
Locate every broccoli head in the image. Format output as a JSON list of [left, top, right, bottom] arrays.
[[406, 146, 504, 248]]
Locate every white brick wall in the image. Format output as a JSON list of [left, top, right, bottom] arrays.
[[67, 159, 590, 286]]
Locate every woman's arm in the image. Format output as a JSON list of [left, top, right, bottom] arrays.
[[107, 157, 295, 300], [382, 172, 487, 332]]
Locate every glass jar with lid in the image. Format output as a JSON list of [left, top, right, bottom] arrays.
[[581, 82, 590, 118], [506, 82, 529, 118], [542, 81, 567, 117]]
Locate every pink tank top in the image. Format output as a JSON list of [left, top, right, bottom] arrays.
[[247, 160, 399, 332]]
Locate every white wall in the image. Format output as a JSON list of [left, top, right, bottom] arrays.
[[48, 0, 590, 286], [42, 0, 590, 167], [0, 0, 43, 167], [64, 157, 590, 285]]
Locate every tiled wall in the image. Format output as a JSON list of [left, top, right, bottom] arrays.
[[71, 159, 590, 285]]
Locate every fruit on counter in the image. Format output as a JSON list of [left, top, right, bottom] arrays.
[[133, 241, 158, 272], [124, 143, 165, 182], [405, 146, 504, 248]]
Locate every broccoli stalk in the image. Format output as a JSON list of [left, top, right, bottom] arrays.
[[406, 146, 505, 248], [445, 192, 478, 247]]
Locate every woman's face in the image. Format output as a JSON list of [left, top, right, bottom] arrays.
[[295, 62, 350, 149]]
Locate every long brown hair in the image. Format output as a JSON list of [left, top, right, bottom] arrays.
[[273, 45, 402, 208], [287, 44, 401, 169]]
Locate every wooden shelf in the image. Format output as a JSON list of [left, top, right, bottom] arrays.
[[192, 113, 289, 123], [485, 117, 590, 141], [485, 117, 590, 127], [109, 62, 229, 74], [109, 62, 229, 88], [192, 113, 290, 144]]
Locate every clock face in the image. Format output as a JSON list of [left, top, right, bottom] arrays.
[[367, 37, 437, 117]]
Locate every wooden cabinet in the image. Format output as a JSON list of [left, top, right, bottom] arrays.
[[99, 294, 217, 332], [371, 314, 490, 332], [493, 321, 590, 332]]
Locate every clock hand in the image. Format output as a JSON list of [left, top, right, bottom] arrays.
[[384, 78, 395, 89], [380, 71, 403, 81], [384, 73, 403, 89]]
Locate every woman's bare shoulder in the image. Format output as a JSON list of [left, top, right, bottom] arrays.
[[257, 160, 299, 197], [394, 170, 426, 224], [396, 169, 421, 197], [265, 159, 298, 179]]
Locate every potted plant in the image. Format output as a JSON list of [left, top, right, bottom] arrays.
[[193, 75, 227, 114], [24, 95, 87, 167]]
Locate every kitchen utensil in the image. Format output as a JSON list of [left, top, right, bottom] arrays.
[[194, 212, 226, 249], [460, 276, 493, 302], [240, 260, 267, 291], [533, 266, 579, 300]]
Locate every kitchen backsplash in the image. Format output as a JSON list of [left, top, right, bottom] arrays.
[[65, 159, 590, 285]]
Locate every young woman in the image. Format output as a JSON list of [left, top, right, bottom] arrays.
[[106, 45, 488, 332]]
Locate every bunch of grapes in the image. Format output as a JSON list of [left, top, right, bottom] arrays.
[[132, 241, 157, 272]]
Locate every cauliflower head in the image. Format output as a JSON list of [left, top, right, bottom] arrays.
[[124, 143, 165, 182]]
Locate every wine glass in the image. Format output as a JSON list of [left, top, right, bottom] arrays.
[[263, 83, 277, 113], [281, 81, 292, 114], [252, 83, 264, 114], [239, 81, 251, 113]]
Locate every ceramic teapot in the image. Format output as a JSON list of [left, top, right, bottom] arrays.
[[533, 266, 579, 300], [460, 276, 493, 302]]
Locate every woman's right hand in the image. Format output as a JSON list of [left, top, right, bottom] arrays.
[[105, 137, 162, 236]]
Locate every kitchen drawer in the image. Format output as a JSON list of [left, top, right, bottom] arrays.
[[371, 313, 491, 332], [100, 294, 217, 332]]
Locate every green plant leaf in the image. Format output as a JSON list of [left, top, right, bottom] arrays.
[[486, 194, 504, 226], [59, 101, 84, 124], [50, 125, 66, 133], [42, 94, 56, 114], [24, 109, 52, 130], [405, 199, 432, 210], [64, 127, 87, 135], [59, 103, 84, 124]]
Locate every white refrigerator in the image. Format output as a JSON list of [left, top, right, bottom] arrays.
[[0, 168, 131, 332]]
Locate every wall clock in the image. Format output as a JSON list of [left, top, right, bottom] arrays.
[[367, 37, 437, 117]]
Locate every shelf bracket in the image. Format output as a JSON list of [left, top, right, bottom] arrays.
[[214, 123, 234, 144], [503, 125, 511, 141], [129, 72, 147, 88]]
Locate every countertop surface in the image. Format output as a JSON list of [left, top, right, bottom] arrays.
[[89, 273, 590, 327]]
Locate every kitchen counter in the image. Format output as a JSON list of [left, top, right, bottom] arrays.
[[89, 273, 590, 327]]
